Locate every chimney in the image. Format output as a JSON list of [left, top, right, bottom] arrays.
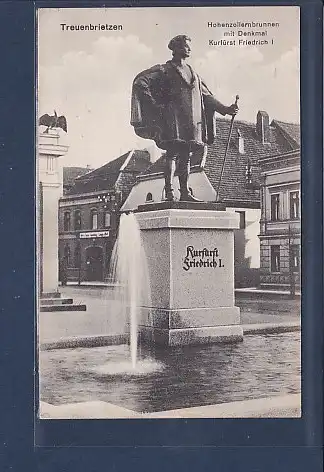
[[256, 111, 270, 144], [237, 129, 245, 154]]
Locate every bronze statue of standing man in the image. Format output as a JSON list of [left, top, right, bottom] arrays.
[[131, 34, 238, 202]]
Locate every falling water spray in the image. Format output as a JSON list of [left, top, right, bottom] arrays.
[[109, 212, 151, 369]]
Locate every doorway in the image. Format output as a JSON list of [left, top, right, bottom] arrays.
[[85, 246, 103, 281]]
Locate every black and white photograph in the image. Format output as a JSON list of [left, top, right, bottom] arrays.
[[37, 6, 301, 419]]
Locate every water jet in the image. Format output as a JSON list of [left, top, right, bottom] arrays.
[[109, 212, 151, 368]]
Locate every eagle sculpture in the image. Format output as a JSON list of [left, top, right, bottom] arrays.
[[39, 110, 67, 133]]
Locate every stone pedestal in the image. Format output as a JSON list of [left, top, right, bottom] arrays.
[[38, 130, 68, 294], [136, 206, 243, 346]]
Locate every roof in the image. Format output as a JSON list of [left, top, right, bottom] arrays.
[[63, 167, 92, 186], [271, 120, 300, 148], [76, 150, 150, 181], [205, 118, 295, 203], [140, 115, 300, 204], [75, 151, 131, 188], [122, 149, 152, 172], [67, 149, 151, 195]]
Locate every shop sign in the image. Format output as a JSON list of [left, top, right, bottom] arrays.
[[79, 231, 110, 239]]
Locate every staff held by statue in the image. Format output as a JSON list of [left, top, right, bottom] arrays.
[[216, 94, 239, 202]]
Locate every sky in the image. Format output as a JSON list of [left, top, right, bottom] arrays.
[[38, 6, 300, 168]]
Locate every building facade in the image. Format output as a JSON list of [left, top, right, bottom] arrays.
[[58, 149, 151, 282], [59, 190, 121, 282], [259, 149, 301, 291]]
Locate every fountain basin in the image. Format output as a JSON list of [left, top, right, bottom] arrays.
[[40, 331, 301, 413]]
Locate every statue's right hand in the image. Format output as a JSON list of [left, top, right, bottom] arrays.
[[227, 103, 239, 116]]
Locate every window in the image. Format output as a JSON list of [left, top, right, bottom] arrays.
[[74, 244, 81, 268], [236, 211, 246, 229], [104, 212, 111, 228], [271, 245, 280, 272], [63, 211, 71, 231], [74, 210, 81, 230], [146, 192, 153, 202], [290, 245, 300, 272], [64, 244, 71, 266], [90, 210, 98, 230], [270, 194, 280, 221], [290, 191, 300, 219]]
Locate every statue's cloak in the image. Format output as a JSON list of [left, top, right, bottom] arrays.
[[130, 60, 227, 150]]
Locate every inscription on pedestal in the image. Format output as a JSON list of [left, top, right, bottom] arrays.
[[183, 246, 225, 271]]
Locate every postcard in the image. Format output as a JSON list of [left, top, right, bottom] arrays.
[[37, 6, 301, 420]]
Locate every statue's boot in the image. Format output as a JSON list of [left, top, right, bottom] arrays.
[[181, 192, 202, 202], [164, 154, 176, 201], [165, 187, 175, 201], [178, 165, 202, 202]]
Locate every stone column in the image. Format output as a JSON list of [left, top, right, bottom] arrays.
[[38, 130, 68, 294], [136, 205, 243, 346]]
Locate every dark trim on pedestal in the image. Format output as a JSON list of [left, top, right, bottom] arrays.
[[135, 201, 226, 212]]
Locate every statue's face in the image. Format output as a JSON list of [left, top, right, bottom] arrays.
[[174, 38, 191, 58]]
